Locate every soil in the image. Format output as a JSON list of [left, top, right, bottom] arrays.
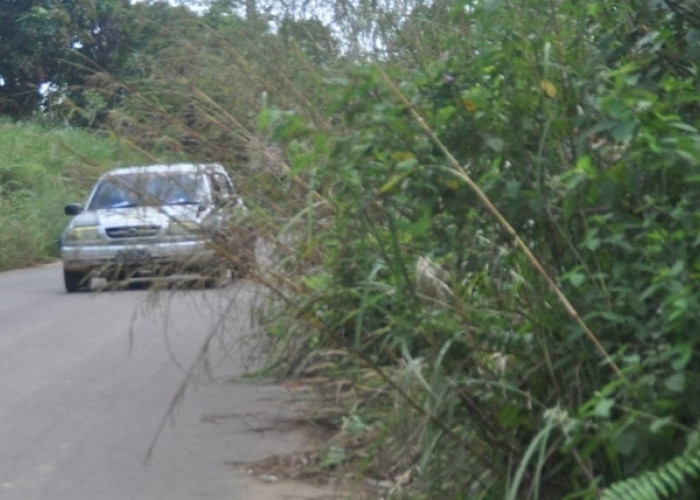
[[225, 383, 383, 500]]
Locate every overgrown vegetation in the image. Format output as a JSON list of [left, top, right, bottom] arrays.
[[0, 118, 147, 270], [2, 0, 700, 497]]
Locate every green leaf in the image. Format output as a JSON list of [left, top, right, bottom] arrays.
[[628, 295, 647, 316], [615, 431, 639, 456], [576, 155, 596, 178], [587, 2, 602, 15], [405, 212, 432, 237], [666, 462, 685, 485], [670, 122, 699, 133], [505, 180, 521, 198], [377, 166, 418, 195], [257, 107, 281, 131], [607, 62, 641, 77], [396, 158, 419, 171], [484, 135, 504, 152], [568, 272, 585, 288], [606, 99, 632, 120], [582, 228, 601, 251], [650, 417, 673, 433], [649, 474, 669, 497], [671, 344, 692, 371], [669, 260, 685, 277], [319, 445, 345, 470], [664, 373, 685, 393], [594, 398, 615, 418], [497, 403, 528, 429], [612, 120, 637, 142], [435, 105, 457, 126]]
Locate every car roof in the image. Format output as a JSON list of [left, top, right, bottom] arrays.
[[104, 163, 228, 177]]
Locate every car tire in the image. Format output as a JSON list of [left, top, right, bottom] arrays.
[[204, 266, 230, 288], [228, 237, 257, 279], [64, 269, 89, 293], [231, 258, 250, 279]]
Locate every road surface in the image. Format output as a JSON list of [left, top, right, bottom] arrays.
[[0, 263, 329, 500]]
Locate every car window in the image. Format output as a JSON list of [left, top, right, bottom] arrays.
[[88, 172, 205, 210], [209, 173, 233, 204], [89, 178, 137, 209]]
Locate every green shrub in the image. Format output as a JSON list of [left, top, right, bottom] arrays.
[[0, 118, 147, 270], [257, 0, 700, 497]]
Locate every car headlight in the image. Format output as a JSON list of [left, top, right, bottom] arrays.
[[64, 226, 101, 243], [166, 221, 200, 237]]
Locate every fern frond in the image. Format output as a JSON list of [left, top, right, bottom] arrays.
[[602, 445, 700, 500]]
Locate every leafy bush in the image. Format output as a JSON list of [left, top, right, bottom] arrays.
[[256, 0, 700, 498]]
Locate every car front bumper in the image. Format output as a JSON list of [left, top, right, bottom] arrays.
[[61, 239, 219, 276]]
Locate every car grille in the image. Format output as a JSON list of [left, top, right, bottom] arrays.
[[106, 225, 161, 239]]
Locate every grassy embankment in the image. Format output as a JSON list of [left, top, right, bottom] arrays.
[[0, 119, 147, 271]]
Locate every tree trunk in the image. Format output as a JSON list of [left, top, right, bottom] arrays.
[[245, 0, 256, 20]]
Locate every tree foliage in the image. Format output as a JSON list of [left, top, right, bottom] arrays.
[[0, 0, 135, 118]]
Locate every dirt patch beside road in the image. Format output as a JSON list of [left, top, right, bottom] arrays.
[[222, 382, 380, 499]]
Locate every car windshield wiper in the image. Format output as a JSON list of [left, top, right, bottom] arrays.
[[164, 199, 201, 206], [94, 201, 138, 209]]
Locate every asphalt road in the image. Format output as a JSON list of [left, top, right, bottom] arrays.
[[0, 263, 313, 500]]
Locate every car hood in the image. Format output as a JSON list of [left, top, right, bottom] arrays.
[[70, 204, 207, 228]]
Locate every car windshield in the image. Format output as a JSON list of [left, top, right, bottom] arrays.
[[88, 172, 205, 210]]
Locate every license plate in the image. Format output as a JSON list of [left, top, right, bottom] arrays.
[[115, 249, 151, 264]]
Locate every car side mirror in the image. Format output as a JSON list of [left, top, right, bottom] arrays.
[[64, 203, 84, 216]]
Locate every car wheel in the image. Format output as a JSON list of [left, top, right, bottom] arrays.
[[231, 259, 249, 279], [204, 266, 230, 288], [233, 246, 257, 279], [64, 269, 89, 293]]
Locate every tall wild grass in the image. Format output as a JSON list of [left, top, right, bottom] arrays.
[[0, 118, 146, 270]]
